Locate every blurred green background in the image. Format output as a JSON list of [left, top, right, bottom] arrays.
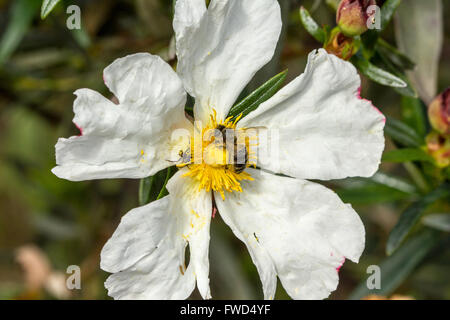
[[0, 0, 449, 300]]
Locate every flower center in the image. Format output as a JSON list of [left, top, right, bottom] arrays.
[[177, 111, 256, 200]]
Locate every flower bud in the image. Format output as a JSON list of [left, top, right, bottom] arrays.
[[428, 88, 450, 135], [426, 131, 450, 168], [323, 27, 358, 61], [336, 0, 376, 37]]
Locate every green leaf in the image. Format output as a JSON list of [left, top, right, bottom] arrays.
[[0, 0, 40, 65], [376, 38, 415, 71], [382, 148, 434, 163], [156, 166, 174, 200], [401, 97, 427, 138], [139, 176, 153, 206], [351, 54, 407, 88], [391, 74, 417, 98], [372, 50, 417, 98], [70, 28, 91, 49], [385, 116, 424, 147], [227, 70, 287, 121], [386, 184, 450, 255], [337, 184, 411, 205], [422, 214, 450, 233], [360, 0, 402, 58], [299, 6, 325, 43], [138, 168, 175, 206], [349, 229, 440, 299], [379, 0, 402, 31], [370, 172, 418, 194], [361, 30, 379, 60], [41, 0, 62, 19]]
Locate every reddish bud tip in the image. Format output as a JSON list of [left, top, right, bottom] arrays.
[[336, 0, 376, 37], [428, 87, 450, 135]]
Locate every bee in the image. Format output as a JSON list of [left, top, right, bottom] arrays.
[[214, 125, 248, 174], [232, 145, 248, 174]]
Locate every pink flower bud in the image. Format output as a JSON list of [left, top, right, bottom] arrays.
[[336, 0, 376, 37], [428, 88, 450, 135]]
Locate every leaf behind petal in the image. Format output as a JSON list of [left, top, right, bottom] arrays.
[[227, 70, 287, 121], [382, 148, 434, 164], [386, 184, 450, 255], [384, 116, 424, 147], [41, 0, 62, 19], [351, 54, 407, 88], [349, 229, 441, 299]]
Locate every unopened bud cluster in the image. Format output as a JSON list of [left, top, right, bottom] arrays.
[[324, 0, 375, 60], [426, 88, 450, 168]]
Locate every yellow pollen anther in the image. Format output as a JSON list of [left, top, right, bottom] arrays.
[[177, 110, 255, 200]]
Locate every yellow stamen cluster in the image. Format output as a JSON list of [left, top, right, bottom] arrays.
[[178, 111, 256, 200]]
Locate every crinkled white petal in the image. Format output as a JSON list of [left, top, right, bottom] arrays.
[[101, 169, 212, 300], [103, 53, 186, 108], [174, 0, 282, 123], [239, 49, 385, 180], [102, 197, 195, 300], [53, 54, 192, 181], [215, 168, 365, 300]]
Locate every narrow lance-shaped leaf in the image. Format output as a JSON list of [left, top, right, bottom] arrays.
[[335, 173, 418, 205], [139, 176, 153, 206], [351, 53, 407, 88], [401, 96, 427, 138], [422, 214, 450, 233], [336, 184, 411, 205], [349, 229, 440, 299], [0, 0, 40, 65], [384, 116, 424, 147], [156, 166, 175, 200], [376, 38, 415, 71], [379, 0, 402, 31], [299, 6, 325, 43], [138, 168, 173, 206], [41, 0, 62, 19], [382, 148, 434, 164], [372, 51, 417, 98], [227, 70, 287, 121], [370, 172, 418, 194], [386, 183, 450, 255]]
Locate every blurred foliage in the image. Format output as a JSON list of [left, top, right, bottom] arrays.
[[0, 0, 449, 300]]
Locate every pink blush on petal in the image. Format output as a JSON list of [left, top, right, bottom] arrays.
[[357, 87, 386, 123], [336, 257, 346, 273], [73, 122, 83, 136]]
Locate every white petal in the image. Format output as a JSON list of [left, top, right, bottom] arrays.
[[53, 54, 192, 181], [166, 168, 213, 299], [102, 197, 195, 300], [101, 197, 173, 274], [103, 53, 185, 108], [101, 169, 212, 300], [239, 49, 385, 180], [174, 0, 282, 123], [215, 168, 365, 300]]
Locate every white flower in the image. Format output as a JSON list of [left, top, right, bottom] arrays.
[[52, 0, 385, 300]]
